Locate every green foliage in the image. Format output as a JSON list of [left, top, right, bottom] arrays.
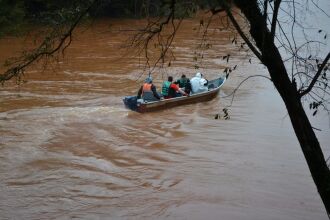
[[0, 0, 95, 37], [24, 0, 93, 24], [0, 0, 25, 36], [90, 0, 161, 18], [0, 0, 218, 37], [196, 0, 219, 9], [173, 1, 198, 18]]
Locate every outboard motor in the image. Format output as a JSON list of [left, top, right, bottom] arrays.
[[123, 96, 138, 111]]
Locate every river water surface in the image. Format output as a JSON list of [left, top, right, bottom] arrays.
[[0, 18, 329, 220]]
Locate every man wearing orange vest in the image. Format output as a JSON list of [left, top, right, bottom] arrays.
[[137, 76, 161, 101]]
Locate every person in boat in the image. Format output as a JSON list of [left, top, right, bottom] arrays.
[[162, 76, 187, 99], [137, 76, 161, 101], [176, 74, 192, 94], [190, 72, 208, 94]]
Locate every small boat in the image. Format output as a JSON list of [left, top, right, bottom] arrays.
[[123, 74, 228, 113]]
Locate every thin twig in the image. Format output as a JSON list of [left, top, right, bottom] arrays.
[[221, 74, 272, 107], [221, 2, 263, 61], [300, 52, 330, 97]]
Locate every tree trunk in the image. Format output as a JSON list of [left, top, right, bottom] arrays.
[[267, 49, 330, 217], [232, 0, 330, 216]]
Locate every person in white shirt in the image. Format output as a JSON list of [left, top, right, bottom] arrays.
[[190, 72, 208, 93]]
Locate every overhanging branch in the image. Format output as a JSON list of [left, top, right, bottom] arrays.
[[129, 0, 177, 73], [0, 0, 99, 84], [299, 52, 330, 98], [221, 2, 263, 61]]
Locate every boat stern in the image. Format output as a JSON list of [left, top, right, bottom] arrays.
[[123, 96, 139, 111]]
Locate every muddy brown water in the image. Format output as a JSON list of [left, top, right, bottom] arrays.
[[0, 18, 329, 220]]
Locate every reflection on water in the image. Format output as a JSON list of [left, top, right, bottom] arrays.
[[0, 18, 329, 220]]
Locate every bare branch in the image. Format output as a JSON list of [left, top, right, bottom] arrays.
[[270, 0, 281, 42], [311, 0, 330, 18], [128, 0, 179, 75], [150, 18, 183, 73], [222, 74, 272, 108], [263, 0, 268, 22], [299, 52, 330, 98], [221, 3, 263, 61], [210, 8, 225, 15], [0, 0, 99, 84]]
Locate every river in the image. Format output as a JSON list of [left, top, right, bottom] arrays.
[[0, 17, 329, 220]]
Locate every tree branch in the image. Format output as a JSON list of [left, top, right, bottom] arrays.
[[210, 8, 225, 15], [221, 3, 263, 61], [0, 0, 99, 84], [270, 0, 281, 42], [299, 52, 330, 98], [222, 74, 272, 108], [262, 0, 269, 54], [263, 0, 268, 21], [129, 0, 178, 74]]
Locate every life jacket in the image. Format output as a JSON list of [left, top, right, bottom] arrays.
[[168, 84, 177, 98], [142, 83, 152, 96], [161, 81, 171, 96], [142, 83, 152, 91], [142, 83, 159, 101], [178, 78, 188, 88]]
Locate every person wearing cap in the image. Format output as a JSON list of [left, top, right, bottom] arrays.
[[190, 72, 208, 94], [162, 76, 187, 99], [137, 76, 161, 101]]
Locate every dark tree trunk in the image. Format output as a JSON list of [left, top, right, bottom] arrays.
[[232, 0, 330, 216]]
